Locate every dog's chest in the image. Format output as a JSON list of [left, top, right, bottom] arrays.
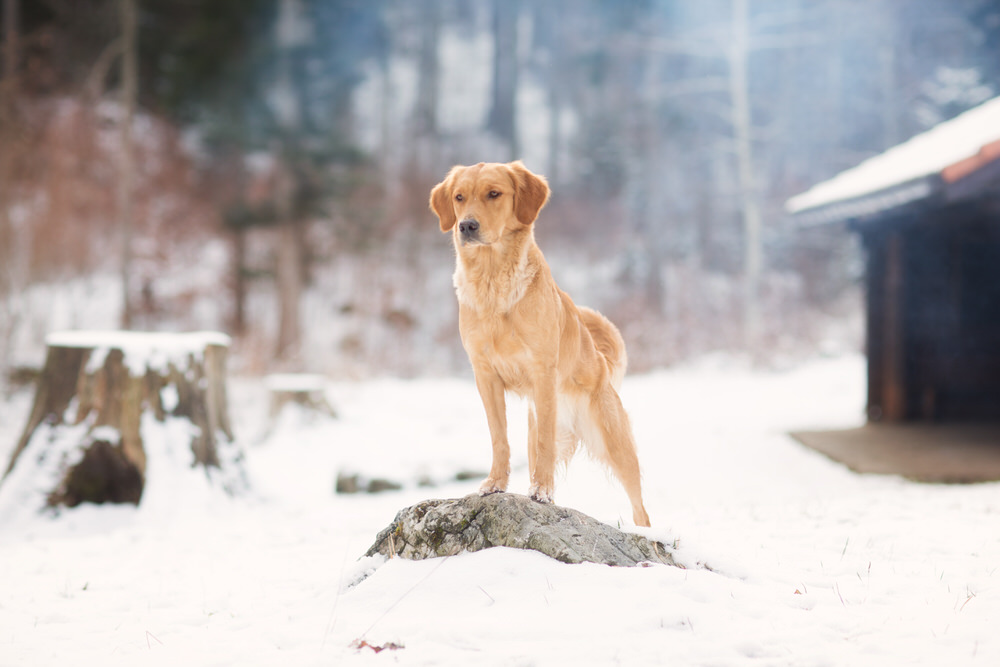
[[462, 311, 534, 394], [452, 251, 536, 314]]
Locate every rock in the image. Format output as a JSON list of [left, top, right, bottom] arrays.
[[365, 478, 404, 494], [364, 493, 679, 567], [335, 471, 403, 494], [453, 470, 489, 482]]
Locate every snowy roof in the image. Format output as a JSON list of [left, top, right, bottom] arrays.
[[786, 95, 1000, 225]]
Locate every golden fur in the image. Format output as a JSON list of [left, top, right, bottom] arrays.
[[430, 161, 651, 527]]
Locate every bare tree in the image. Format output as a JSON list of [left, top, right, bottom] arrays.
[[2, 0, 15, 84], [117, 0, 137, 329], [0, 0, 20, 392], [272, 0, 309, 364], [729, 0, 763, 349], [411, 0, 440, 170], [532, 0, 570, 185], [488, 0, 519, 160], [274, 165, 304, 364]]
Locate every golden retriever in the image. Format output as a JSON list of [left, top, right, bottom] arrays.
[[429, 160, 651, 527]]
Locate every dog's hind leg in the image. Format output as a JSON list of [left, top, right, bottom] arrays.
[[583, 385, 651, 527], [526, 405, 537, 486]]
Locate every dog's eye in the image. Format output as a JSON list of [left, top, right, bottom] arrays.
[[488, 190, 501, 199], [455, 193, 464, 202]]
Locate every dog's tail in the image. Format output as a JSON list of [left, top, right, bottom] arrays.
[[578, 307, 627, 389]]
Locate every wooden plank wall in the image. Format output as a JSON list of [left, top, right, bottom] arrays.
[[862, 207, 1000, 422]]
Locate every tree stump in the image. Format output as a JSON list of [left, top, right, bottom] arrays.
[[1, 331, 247, 511], [265, 373, 337, 420]]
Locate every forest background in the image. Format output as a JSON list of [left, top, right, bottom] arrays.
[[2, 0, 999, 383]]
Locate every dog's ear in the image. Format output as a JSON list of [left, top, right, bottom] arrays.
[[509, 161, 550, 225], [429, 167, 462, 233]]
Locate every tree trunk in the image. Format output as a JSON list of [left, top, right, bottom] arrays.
[[272, 0, 308, 364], [118, 0, 137, 329], [0, 0, 20, 395], [729, 0, 762, 351], [411, 0, 440, 170], [488, 0, 519, 160], [2, 0, 17, 85], [231, 225, 248, 336], [1, 331, 245, 510], [275, 214, 304, 363]]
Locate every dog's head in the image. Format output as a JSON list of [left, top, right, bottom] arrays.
[[429, 161, 550, 247]]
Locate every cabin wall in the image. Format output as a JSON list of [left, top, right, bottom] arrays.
[[862, 207, 1000, 421]]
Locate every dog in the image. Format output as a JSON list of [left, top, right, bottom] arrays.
[[429, 160, 651, 527]]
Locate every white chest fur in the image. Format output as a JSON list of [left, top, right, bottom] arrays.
[[453, 247, 537, 314]]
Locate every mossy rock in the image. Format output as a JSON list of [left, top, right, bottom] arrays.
[[365, 493, 679, 567]]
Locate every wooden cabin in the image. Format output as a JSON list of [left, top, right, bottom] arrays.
[[788, 97, 1000, 423]]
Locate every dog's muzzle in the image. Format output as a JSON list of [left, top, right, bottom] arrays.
[[458, 219, 482, 245]]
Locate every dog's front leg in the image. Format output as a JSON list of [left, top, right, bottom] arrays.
[[474, 371, 510, 495], [528, 373, 557, 503]]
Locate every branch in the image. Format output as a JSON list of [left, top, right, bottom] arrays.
[[84, 37, 123, 100]]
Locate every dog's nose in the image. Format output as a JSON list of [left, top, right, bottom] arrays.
[[459, 219, 480, 236]]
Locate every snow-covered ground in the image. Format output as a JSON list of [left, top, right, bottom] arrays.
[[2, 354, 998, 666]]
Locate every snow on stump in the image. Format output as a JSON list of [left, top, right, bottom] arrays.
[[1, 331, 246, 511], [365, 493, 679, 567]]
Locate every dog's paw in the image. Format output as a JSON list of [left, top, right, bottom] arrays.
[[528, 484, 554, 504], [479, 479, 507, 496]]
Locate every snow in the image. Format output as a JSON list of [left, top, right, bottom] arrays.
[[47, 329, 231, 351], [786, 95, 1000, 214], [0, 403, 95, 520], [46, 329, 231, 375], [265, 373, 327, 392], [2, 355, 999, 666]]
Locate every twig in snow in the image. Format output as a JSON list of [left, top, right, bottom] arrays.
[[351, 639, 404, 654], [145, 630, 163, 649], [358, 555, 450, 640], [322, 546, 352, 651]]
